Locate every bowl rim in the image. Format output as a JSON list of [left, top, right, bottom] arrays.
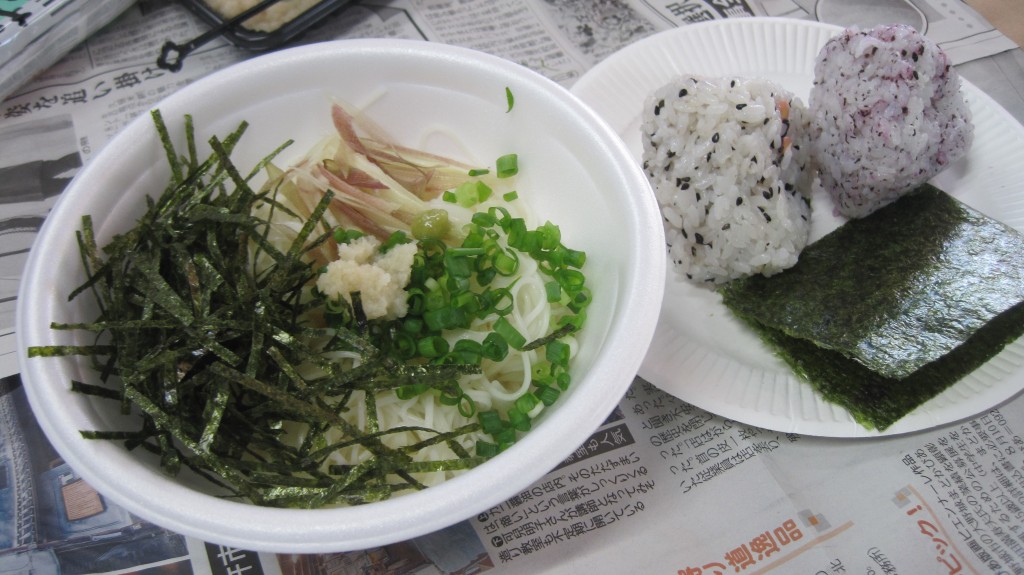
[[16, 37, 665, 553]]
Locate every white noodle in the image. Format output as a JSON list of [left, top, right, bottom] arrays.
[[255, 114, 581, 492]]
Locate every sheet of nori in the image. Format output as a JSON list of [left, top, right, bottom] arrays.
[[719, 184, 1024, 430]]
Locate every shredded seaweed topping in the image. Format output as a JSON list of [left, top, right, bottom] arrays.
[[27, 110, 495, 507]]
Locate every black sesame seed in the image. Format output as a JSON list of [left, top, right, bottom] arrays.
[[736, 197, 743, 206], [695, 232, 706, 246], [712, 132, 720, 143], [679, 89, 688, 97], [763, 189, 773, 200], [736, 103, 747, 110]]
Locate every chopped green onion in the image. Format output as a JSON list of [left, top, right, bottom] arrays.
[[471, 211, 497, 228], [475, 266, 496, 287], [496, 154, 518, 179], [536, 221, 560, 249], [493, 317, 526, 350], [514, 392, 539, 414], [417, 335, 450, 357], [535, 384, 560, 406], [438, 386, 463, 405], [444, 249, 475, 279], [482, 332, 509, 361], [569, 287, 592, 313], [493, 426, 516, 444], [505, 87, 515, 112], [476, 440, 500, 457], [380, 230, 409, 252], [507, 407, 531, 432], [544, 280, 561, 302], [452, 181, 493, 207], [479, 410, 504, 435], [556, 268, 586, 291], [469, 168, 490, 176], [451, 339, 483, 363], [447, 246, 486, 258], [458, 394, 477, 418], [423, 284, 446, 311], [481, 287, 513, 315], [506, 218, 528, 248], [563, 248, 586, 269], [545, 339, 571, 367], [453, 292, 480, 316], [493, 250, 519, 276], [424, 306, 467, 331], [502, 191, 519, 202], [487, 206, 512, 225], [396, 384, 429, 399], [333, 228, 365, 244], [402, 316, 424, 334], [392, 332, 417, 359]]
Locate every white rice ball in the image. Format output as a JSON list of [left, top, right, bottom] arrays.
[[641, 76, 815, 286], [809, 24, 974, 219]]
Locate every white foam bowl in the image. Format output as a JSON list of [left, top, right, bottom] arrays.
[[16, 39, 664, 553]]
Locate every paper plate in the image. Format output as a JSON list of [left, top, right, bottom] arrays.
[[571, 18, 1024, 437]]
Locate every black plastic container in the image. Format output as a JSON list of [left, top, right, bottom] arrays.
[[179, 0, 350, 50]]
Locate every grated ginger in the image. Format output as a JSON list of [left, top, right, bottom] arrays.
[[315, 235, 418, 321]]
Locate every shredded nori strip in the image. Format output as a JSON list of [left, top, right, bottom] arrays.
[[27, 111, 488, 507], [720, 185, 1024, 430]]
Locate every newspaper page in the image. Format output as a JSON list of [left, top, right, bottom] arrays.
[[0, 0, 1022, 573]]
